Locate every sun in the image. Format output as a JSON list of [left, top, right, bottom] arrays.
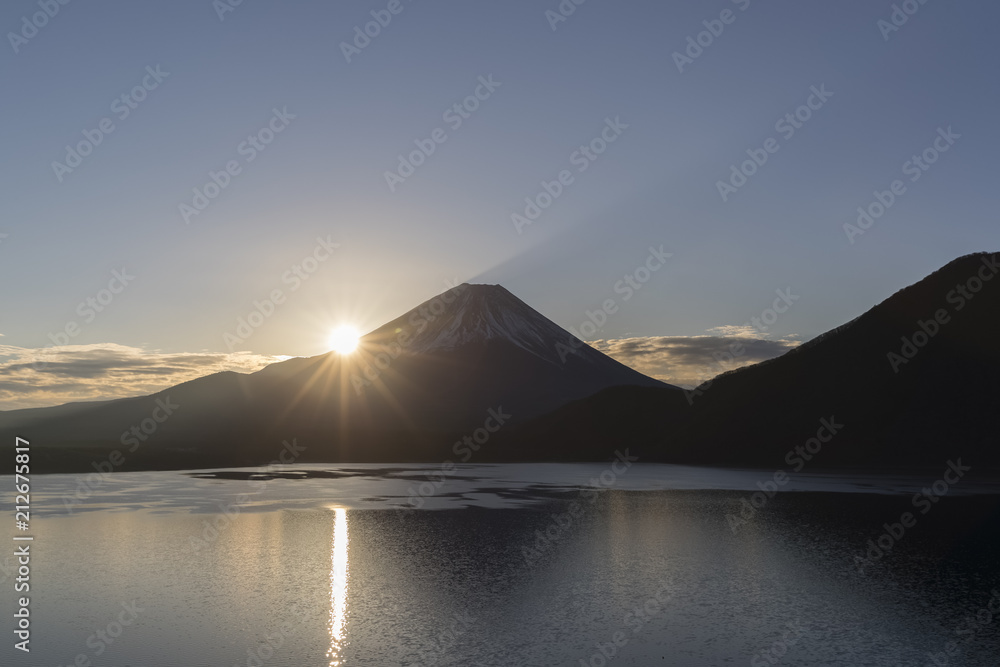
[[328, 325, 360, 355]]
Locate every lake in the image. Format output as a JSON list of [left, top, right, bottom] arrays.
[[4, 463, 1000, 666]]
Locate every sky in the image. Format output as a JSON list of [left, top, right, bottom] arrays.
[[2, 0, 999, 408]]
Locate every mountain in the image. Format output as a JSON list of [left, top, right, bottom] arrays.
[[7, 255, 998, 473], [504, 252, 1000, 470], [353, 284, 670, 421], [0, 283, 673, 471]]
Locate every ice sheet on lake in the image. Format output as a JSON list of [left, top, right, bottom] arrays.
[[17, 462, 1000, 517]]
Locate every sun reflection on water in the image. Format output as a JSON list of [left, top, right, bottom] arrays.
[[327, 508, 349, 666]]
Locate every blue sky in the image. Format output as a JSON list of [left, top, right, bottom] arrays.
[[2, 0, 998, 407]]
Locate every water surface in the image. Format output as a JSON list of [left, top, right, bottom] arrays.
[[4, 464, 999, 666]]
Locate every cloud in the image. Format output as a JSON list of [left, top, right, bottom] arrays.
[[0, 330, 801, 410], [589, 333, 800, 388], [703, 324, 767, 338], [0, 344, 284, 410]]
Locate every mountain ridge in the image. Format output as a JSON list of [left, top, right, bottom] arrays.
[[504, 251, 1000, 469], [1, 281, 672, 471], [4, 253, 997, 472]]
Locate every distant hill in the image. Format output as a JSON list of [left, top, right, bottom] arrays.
[[504, 252, 1000, 470], [0, 284, 672, 471], [5, 254, 998, 473]]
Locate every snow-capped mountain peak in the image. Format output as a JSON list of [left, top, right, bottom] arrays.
[[364, 284, 577, 362]]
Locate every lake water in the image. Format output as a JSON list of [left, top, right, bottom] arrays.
[[4, 463, 1000, 666]]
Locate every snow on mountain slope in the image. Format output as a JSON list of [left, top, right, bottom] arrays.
[[364, 284, 602, 365]]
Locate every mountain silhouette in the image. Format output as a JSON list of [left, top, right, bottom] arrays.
[[504, 252, 1000, 470], [5, 254, 998, 472], [1, 283, 671, 471]]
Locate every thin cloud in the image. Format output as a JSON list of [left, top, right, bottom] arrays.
[[0, 343, 283, 410], [589, 333, 799, 388], [0, 331, 801, 410]]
